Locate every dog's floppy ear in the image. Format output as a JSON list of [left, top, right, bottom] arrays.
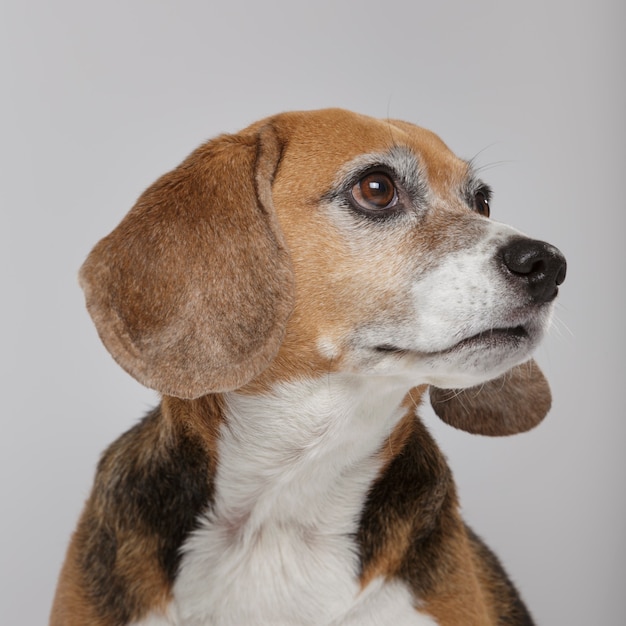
[[79, 124, 294, 399], [429, 359, 551, 436]]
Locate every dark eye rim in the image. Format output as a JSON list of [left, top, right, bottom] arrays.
[[348, 168, 402, 219]]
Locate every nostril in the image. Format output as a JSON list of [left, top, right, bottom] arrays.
[[501, 238, 567, 304], [503, 241, 547, 276], [529, 259, 546, 275]]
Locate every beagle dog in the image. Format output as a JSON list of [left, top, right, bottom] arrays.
[[51, 108, 566, 626]]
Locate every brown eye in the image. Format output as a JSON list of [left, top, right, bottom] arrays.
[[474, 191, 490, 217], [351, 172, 398, 212]]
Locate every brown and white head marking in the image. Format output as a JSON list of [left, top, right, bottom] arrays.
[[261, 110, 565, 394]]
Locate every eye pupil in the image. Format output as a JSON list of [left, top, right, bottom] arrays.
[[362, 175, 393, 206], [352, 172, 397, 211]]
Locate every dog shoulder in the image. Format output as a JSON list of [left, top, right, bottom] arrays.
[[358, 416, 536, 625], [51, 400, 218, 626]]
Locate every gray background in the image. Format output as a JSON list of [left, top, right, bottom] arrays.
[[2, 0, 624, 624]]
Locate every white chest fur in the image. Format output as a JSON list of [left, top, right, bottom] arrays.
[[157, 375, 438, 625]]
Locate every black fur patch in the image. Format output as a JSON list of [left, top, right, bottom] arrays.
[[76, 404, 214, 624], [357, 419, 535, 624], [356, 418, 455, 595]]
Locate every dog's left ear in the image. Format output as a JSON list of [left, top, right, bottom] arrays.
[[429, 359, 551, 436], [79, 124, 294, 399]]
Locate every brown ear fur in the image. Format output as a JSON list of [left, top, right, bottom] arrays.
[[79, 124, 294, 399], [429, 359, 551, 436]]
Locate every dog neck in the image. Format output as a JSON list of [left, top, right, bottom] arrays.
[[168, 375, 458, 625], [211, 374, 417, 537]]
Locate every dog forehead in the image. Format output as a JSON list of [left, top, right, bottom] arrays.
[[271, 108, 467, 193]]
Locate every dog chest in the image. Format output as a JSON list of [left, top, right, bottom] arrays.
[[167, 375, 435, 625], [171, 517, 364, 624]]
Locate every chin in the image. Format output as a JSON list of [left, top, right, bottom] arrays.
[[423, 342, 540, 389]]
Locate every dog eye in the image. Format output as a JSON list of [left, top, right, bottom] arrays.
[[351, 172, 398, 212], [474, 191, 490, 217]]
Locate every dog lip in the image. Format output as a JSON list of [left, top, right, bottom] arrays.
[[374, 344, 412, 355], [375, 325, 530, 356], [448, 325, 528, 352]]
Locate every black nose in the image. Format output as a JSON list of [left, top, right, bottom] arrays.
[[500, 238, 567, 304]]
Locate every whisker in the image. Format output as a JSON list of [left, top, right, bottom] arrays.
[[467, 142, 506, 166], [550, 312, 574, 341], [471, 159, 515, 174], [384, 102, 400, 149]]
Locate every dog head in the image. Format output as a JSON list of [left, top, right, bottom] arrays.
[[80, 108, 565, 436]]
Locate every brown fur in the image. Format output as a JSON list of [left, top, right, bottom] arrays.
[[358, 409, 535, 623], [430, 359, 551, 436], [50, 536, 107, 626], [51, 398, 221, 625], [79, 126, 294, 399]]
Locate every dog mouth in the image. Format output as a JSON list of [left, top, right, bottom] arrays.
[[375, 325, 530, 356], [445, 325, 529, 353]]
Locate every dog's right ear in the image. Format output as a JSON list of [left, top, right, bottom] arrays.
[[79, 124, 294, 399], [429, 359, 551, 436]]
